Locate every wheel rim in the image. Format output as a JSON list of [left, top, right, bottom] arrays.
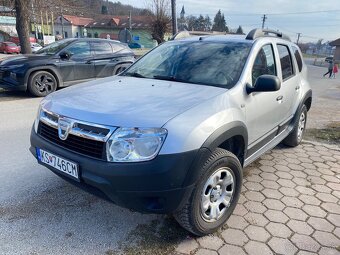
[[297, 112, 306, 141], [33, 73, 55, 94], [200, 167, 235, 223]]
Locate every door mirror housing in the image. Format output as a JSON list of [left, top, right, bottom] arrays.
[[59, 51, 71, 60], [247, 75, 281, 94]]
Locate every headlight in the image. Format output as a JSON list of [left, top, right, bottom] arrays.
[[34, 105, 42, 133], [106, 127, 167, 162]]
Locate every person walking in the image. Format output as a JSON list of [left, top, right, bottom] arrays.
[[332, 63, 338, 78], [323, 60, 334, 78]]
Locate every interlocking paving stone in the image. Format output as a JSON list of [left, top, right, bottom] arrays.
[[307, 217, 335, 232], [291, 234, 321, 252], [197, 236, 224, 251], [284, 207, 308, 221], [195, 249, 218, 255], [244, 212, 269, 227], [244, 225, 270, 242], [313, 231, 340, 247], [264, 209, 289, 223], [318, 247, 340, 255], [244, 241, 273, 255], [327, 214, 340, 227], [175, 142, 340, 255], [265, 222, 292, 238], [218, 244, 246, 255], [175, 238, 199, 254], [226, 215, 249, 230], [221, 229, 249, 246], [268, 237, 298, 255]]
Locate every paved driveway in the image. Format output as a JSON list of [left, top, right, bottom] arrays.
[[0, 61, 339, 255]]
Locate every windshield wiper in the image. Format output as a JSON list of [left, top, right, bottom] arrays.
[[153, 75, 183, 82], [123, 72, 146, 78]]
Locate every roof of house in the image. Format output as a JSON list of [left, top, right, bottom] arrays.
[[86, 15, 152, 29], [330, 38, 340, 46], [63, 15, 94, 26]]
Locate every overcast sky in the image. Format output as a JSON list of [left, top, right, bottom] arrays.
[[122, 0, 340, 43]]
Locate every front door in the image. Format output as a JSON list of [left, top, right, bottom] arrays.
[[58, 41, 95, 84], [245, 44, 287, 146]]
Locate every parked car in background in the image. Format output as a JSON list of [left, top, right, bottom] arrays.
[[0, 42, 20, 54], [31, 43, 43, 53], [0, 38, 135, 96], [128, 42, 143, 49]]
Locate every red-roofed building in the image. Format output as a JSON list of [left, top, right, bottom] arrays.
[[54, 15, 94, 38]]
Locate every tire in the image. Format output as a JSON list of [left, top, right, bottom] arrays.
[[113, 65, 128, 75], [283, 104, 307, 147], [27, 71, 58, 97], [174, 148, 243, 236]]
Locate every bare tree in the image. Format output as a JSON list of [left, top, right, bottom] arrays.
[[148, 0, 170, 44], [14, 0, 31, 53]]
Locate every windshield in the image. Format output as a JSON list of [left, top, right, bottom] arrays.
[[123, 40, 251, 88], [35, 39, 74, 55]]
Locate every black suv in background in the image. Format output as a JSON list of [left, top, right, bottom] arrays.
[[0, 38, 135, 96]]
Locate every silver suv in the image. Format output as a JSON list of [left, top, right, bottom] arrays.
[[30, 29, 312, 236]]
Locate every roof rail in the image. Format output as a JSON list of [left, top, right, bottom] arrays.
[[246, 28, 291, 41]]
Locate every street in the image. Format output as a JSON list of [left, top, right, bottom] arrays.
[[0, 61, 339, 254]]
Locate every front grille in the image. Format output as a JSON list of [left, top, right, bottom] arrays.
[[38, 122, 106, 160]]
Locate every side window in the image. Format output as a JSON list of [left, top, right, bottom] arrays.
[[252, 44, 276, 84], [292, 46, 303, 72], [67, 41, 91, 58], [92, 41, 113, 55], [277, 44, 294, 80], [111, 43, 125, 53]]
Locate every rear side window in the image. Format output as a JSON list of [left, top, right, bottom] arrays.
[[292, 46, 303, 72], [277, 44, 294, 80], [252, 44, 276, 84], [92, 41, 113, 55]]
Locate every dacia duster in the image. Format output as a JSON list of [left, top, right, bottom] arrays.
[[30, 29, 312, 236]]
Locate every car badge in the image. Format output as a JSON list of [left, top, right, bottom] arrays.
[[58, 118, 73, 140]]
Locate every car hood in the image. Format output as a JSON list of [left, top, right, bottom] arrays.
[[42, 76, 226, 128], [0, 54, 52, 66]]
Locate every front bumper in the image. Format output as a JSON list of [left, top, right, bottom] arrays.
[[30, 127, 197, 214]]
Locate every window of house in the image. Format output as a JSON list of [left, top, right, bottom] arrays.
[[76, 32, 79, 38], [277, 44, 294, 80], [252, 44, 276, 84], [64, 31, 68, 38], [292, 46, 303, 72]]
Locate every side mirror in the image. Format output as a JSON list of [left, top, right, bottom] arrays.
[[246, 75, 281, 94], [59, 51, 71, 60]]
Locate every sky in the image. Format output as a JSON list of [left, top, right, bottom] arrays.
[[122, 0, 340, 43]]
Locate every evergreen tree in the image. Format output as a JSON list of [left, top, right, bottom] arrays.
[[212, 10, 228, 32], [236, 25, 244, 34]]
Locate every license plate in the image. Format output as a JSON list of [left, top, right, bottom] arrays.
[[37, 148, 79, 181]]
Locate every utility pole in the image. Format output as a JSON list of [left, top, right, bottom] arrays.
[[128, 10, 132, 31], [171, 0, 177, 35], [261, 14, 267, 29], [61, 6, 64, 38], [296, 33, 301, 45]]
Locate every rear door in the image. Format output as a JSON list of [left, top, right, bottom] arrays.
[[274, 44, 299, 124], [90, 41, 115, 78]]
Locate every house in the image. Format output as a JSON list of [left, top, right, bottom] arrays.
[[330, 38, 340, 62], [0, 16, 16, 41], [54, 15, 94, 38], [83, 15, 155, 48]]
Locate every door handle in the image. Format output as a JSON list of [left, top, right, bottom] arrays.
[[276, 95, 283, 101]]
